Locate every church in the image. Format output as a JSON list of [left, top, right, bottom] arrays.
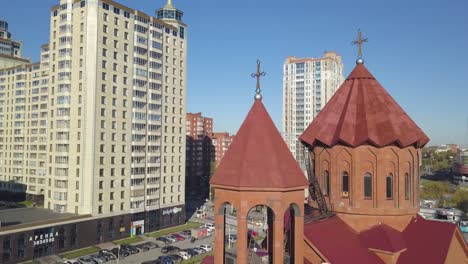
[[205, 50, 468, 263]]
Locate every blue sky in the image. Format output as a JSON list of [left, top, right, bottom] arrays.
[[3, 0, 468, 146]]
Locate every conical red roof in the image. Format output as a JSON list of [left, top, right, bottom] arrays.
[[300, 63, 429, 148], [210, 100, 309, 190]]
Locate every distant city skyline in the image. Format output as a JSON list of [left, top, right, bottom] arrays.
[[3, 0, 468, 146]]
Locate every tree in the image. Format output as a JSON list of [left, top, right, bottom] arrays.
[[420, 181, 452, 205], [452, 188, 468, 215]]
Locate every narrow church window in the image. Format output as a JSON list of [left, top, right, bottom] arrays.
[[364, 173, 372, 199], [386, 173, 393, 199], [404, 173, 410, 200], [342, 171, 349, 196], [324, 170, 330, 195]]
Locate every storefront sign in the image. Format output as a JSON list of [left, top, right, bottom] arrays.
[[29, 232, 59, 246], [162, 206, 182, 215]]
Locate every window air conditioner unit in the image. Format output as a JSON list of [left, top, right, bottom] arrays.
[[342, 191, 349, 197]]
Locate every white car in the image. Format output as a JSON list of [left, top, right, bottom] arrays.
[[177, 251, 191, 260], [199, 244, 213, 252], [204, 223, 215, 231]]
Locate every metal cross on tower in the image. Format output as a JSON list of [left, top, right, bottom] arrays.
[[251, 59, 266, 100], [351, 29, 368, 59]]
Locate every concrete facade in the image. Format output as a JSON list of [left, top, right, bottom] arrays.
[[0, 0, 187, 219], [282, 52, 344, 166]]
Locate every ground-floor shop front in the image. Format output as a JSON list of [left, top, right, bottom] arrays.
[[0, 205, 185, 264]]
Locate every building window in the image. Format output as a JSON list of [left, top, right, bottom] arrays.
[[404, 173, 410, 200], [342, 171, 349, 196], [364, 173, 372, 199], [323, 170, 330, 195], [386, 173, 393, 199]]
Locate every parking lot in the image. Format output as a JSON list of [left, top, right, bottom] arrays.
[[60, 226, 216, 264]]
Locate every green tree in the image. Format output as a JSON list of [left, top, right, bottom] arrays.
[[452, 188, 468, 212], [420, 181, 452, 205]]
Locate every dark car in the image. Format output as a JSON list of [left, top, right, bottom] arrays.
[[156, 256, 174, 264], [111, 247, 129, 258], [185, 248, 199, 257], [121, 244, 139, 254], [167, 254, 183, 263], [99, 249, 116, 260], [155, 236, 172, 244], [142, 241, 159, 249], [161, 245, 180, 254], [135, 243, 150, 252]]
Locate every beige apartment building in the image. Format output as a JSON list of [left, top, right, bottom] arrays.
[[283, 51, 344, 167], [0, 18, 30, 68], [0, 0, 187, 230], [0, 45, 50, 201]]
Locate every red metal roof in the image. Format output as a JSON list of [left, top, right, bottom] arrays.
[[303, 216, 383, 263], [210, 100, 309, 189], [359, 224, 406, 253], [397, 215, 457, 264], [300, 63, 429, 148], [303, 214, 462, 264]]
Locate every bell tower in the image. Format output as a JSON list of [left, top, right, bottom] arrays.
[[210, 61, 309, 263], [300, 50, 429, 232]]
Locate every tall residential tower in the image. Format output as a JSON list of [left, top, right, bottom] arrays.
[[0, 0, 187, 228], [283, 51, 344, 165]]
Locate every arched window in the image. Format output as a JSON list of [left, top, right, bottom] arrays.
[[404, 173, 410, 200], [323, 170, 330, 195], [386, 173, 393, 199], [364, 173, 372, 199], [342, 171, 349, 196]]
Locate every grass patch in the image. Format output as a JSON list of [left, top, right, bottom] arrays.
[[147, 221, 203, 238], [181, 251, 214, 264], [60, 246, 100, 260], [18, 200, 34, 207], [113, 236, 143, 245]]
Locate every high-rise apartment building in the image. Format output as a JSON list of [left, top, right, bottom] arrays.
[[0, 0, 187, 224], [0, 45, 50, 202], [0, 18, 30, 68], [212, 132, 234, 167], [283, 51, 344, 165], [185, 113, 213, 199]]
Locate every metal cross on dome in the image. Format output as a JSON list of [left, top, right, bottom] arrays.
[[352, 29, 368, 59], [251, 59, 266, 100]]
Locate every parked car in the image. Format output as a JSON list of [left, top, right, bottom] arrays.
[[161, 245, 180, 254], [78, 257, 97, 264], [111, 247, 129, 258], [90, 254, 107, 263], [203, 223, 215, 231], [172, 233, 185, 241], [185, 248, 199, 257], [199, 244, 213, 252], [64, 260, 80, 264], [181, 230, 191, 236], [121, 244, 139, 254], [156, 256, 174, 264], [165, 235, 178, 243], [155, 236, 172, 244], [167, 254, 183, 263], [192, 247, 205, 254], [98, 249, 116, 260], [135, 243, 150, 252], [177, 251, 191, 260], [142, 241, 159, 249]]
